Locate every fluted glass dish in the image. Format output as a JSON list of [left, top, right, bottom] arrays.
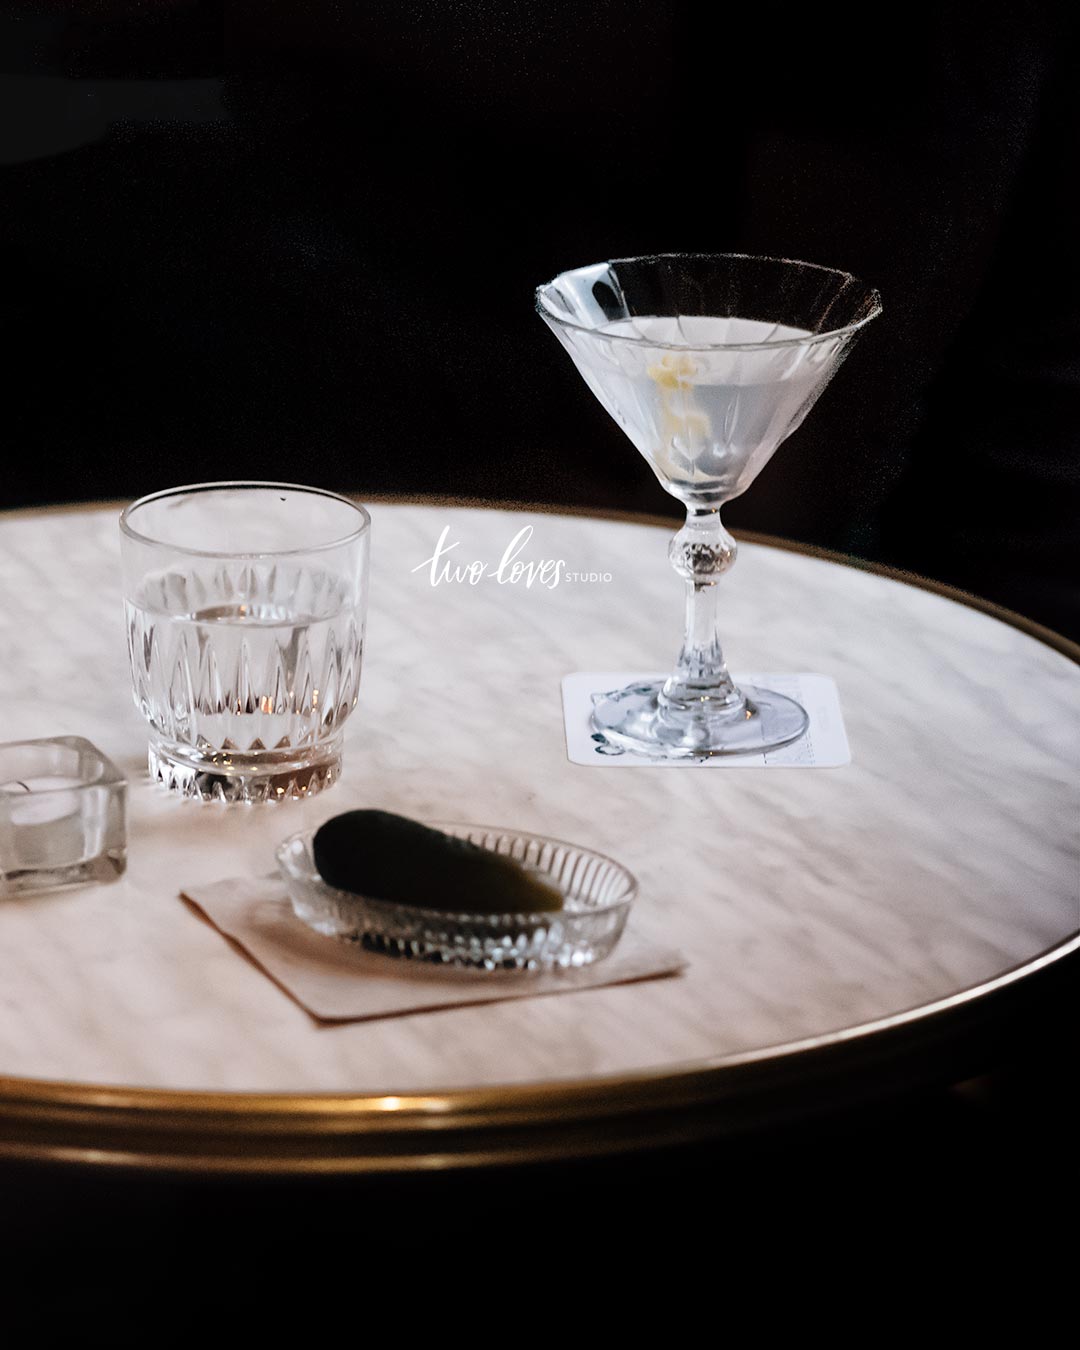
[[537, 253, 881, 757], [121, 482, 370, 803], [276, 823, 637, 971]]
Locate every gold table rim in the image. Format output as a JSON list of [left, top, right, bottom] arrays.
[[0, 493, 1076, 1172]]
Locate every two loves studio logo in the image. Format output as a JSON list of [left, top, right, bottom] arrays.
[[412, 525, 612, 590]]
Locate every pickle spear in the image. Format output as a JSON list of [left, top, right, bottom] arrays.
[[312, 810, 564, 915]]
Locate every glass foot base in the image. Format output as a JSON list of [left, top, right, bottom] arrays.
[[590, 681, 809, 758], [149, 737, 343, 804]]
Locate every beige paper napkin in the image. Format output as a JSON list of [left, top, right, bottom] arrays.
[[181, 876, 687, 1024]]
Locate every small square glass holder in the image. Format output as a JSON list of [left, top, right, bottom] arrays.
[[0, 737, 127, 896]]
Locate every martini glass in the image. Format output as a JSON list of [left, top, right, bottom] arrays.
[[536, 253, 881, 757]]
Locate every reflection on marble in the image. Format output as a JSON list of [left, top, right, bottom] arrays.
[[0, 504, 1075, 1093]]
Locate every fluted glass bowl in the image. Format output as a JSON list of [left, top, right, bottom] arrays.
[[276, 823, 637, 972]]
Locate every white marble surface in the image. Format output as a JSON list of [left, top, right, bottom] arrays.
[[0, 503, 1075, 1094]]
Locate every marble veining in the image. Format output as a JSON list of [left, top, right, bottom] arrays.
[[0, 503, 1075, 1093]]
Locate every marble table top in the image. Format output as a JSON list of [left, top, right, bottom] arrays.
[[0, 501, 1075, 1164]]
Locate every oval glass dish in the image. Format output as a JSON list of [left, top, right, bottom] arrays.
[[276, 823, 637, 972]]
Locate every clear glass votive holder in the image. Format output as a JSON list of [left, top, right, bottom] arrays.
[[0, 737, 127, 896], [120, 482, 371, 804]]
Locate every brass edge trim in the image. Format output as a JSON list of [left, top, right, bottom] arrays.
[[0, 497, 129, 522], [2, 926, 1072, 1116], [0, 493, 1076, 1169], [4, 491, 1076, 663], [0, 933, 1074, 1172], [357, 492, 1080, 661]]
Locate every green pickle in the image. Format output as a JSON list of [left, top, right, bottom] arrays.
[[312, 810, 564, 915]]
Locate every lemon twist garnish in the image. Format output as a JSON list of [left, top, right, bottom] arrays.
[[646, 353, 712, 475], [646, 352, 698, 389]]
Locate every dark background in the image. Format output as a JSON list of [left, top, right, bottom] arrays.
[[1, 1, 1077, 636], [0, 2, 1076, 1284]]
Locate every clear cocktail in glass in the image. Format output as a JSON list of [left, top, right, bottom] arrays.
[[537, 253, 881, 757]]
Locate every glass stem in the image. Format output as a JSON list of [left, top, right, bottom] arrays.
[[660, 506, 742, 712]]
